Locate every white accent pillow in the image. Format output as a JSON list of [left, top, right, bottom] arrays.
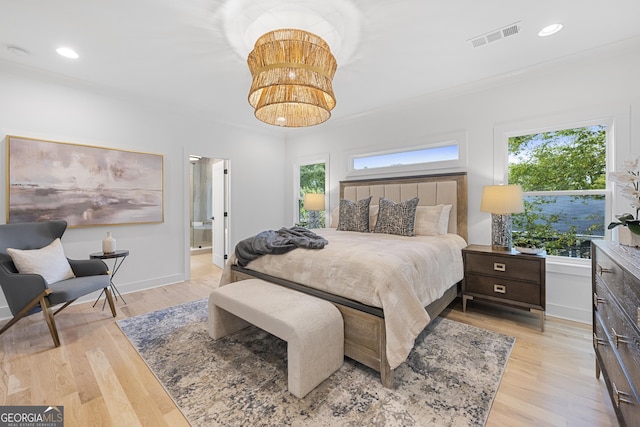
[[415, 205, 445, 236], [330, 206, 339, 228], [369, 205, 379, 231], [439, 204, 453, 234], [7, 238, 76, 284]]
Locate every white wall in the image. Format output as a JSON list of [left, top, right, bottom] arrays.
[[0, 65, 286, 319], [284, 37, 640, 324]]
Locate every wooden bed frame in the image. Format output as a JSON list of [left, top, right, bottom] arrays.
[[230, 172, 468, 388]]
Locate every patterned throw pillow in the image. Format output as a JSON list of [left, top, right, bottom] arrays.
[[337, 196, 372, 232], [373, 197, 420, 236]]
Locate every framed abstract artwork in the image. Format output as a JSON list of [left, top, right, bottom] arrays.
[[6, 135, 164, 227]]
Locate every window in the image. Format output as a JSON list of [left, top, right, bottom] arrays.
[[353, 145, 459, 170], [347, 131, 467, 176], [508, 124, 608, 258], [297, 161, 326, 227]]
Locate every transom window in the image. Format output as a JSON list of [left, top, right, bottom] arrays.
[[353, 145, 459, 170], [347, 131, 467, 176]]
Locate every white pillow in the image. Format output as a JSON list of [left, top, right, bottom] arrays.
[[330, 206, 339, 228], [369, 205, 379, 231], [439, 204, 452, 234], [415, 205, 444, 236], [7, 238, 76, 284]]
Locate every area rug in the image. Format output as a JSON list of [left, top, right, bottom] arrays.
[[118, 299, 515, 427]]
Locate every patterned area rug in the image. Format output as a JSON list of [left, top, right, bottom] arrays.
[[118, 299, 514, 427]]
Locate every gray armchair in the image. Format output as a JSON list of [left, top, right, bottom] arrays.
[[0, 220, 115, 347]]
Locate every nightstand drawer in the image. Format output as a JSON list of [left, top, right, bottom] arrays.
[[465, 253, 542, 282], [464, 274, 542, 306]]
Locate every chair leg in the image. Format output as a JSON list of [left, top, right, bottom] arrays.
[[53, 299, 77, 316], [104, 287, 117, 318], [40, 297, 60, 347], [0, 290, 50, 338]]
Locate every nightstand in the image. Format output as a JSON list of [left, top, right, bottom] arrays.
[[462, 244, 546, 331]]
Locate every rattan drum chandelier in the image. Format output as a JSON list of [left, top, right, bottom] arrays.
[[247, 29, 338, 127]]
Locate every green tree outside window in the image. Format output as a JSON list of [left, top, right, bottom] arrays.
[[508, 125, 606, 258], [299, 163, 326, 227]]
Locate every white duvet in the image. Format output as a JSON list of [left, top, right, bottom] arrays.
[[219, 228, 466, 369]]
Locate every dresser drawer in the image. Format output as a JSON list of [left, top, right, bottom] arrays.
[[464, 273, 541, 306], [621, 272, 640, 333], [465, 252, 542, 282], [592, 240, 640, 426], [594, 247, 624, 298], [596, 279, 640, 394], [595, 277, 627, 335], [595, 313, 640, 423]]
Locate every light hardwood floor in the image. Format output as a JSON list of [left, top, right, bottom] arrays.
[[0, 254, 618, 426]]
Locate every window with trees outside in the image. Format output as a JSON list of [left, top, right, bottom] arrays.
[[298, 162, 326, 228], [508, 124, 607, 259]]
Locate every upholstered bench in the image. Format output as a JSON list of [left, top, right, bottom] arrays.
[[207, 278, 344, 398]]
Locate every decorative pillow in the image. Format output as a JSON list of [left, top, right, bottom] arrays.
[[439, 204, 453, 234], [337, 196, 372, 232], [330, 206, 340, 228], [7, 238, 76, 284], [373, 197, 420, 236], [414, 205, 444, 236]]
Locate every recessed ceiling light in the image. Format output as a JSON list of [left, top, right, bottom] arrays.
[[56, 47, 79, 59], [538, 24, 563, 37]]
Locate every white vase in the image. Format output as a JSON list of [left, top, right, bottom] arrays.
[[617, 227, 640, 247], [102, 232, 117, 254]]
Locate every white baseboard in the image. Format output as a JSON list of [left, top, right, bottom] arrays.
[[546, 303, 591, 325]]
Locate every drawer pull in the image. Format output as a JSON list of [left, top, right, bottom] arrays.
[[593, 333, 607, 347], [612, 328, 630, 348], [597, 264, 612, 275], [593, 292, 606, 309], [493, 284, 506, 294], [493, 262, 506, 272], [612, 382, 634, 407]]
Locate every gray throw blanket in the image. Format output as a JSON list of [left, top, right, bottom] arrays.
[[235, 226, 328, 268]]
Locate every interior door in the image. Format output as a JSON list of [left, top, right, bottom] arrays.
[[212, 160, 226, 268]]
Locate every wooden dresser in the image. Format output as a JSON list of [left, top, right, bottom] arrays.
[[592, 240, 640, 425], [462, 244, 546, 331]]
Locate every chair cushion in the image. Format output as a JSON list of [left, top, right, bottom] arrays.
[[7, 238, 76, 284], [48, 275, 111, 305]]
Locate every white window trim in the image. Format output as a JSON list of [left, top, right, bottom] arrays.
[[345, 130, 467, 177], [493, 104, 631, 263], [293, 154, 330, 227]]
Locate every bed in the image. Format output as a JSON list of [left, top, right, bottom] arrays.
[[217, 172, 468, 388]]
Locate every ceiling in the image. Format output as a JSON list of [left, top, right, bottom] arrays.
[[1, 0, 639, 135]]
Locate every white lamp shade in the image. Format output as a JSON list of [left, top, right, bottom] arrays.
[[303, 193, 325, 211], [480, 185, 524, 214]]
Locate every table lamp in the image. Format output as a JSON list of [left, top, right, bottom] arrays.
[[480, 185, 524, 251], [303, 193, 325, 229]]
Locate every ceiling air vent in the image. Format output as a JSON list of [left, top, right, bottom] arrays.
[[469, 21, 521, 48]]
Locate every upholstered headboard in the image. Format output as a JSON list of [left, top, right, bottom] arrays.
[[339, 173, 468, 241]]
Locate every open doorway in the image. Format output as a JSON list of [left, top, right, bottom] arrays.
[[189, 155, 229, 277]]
